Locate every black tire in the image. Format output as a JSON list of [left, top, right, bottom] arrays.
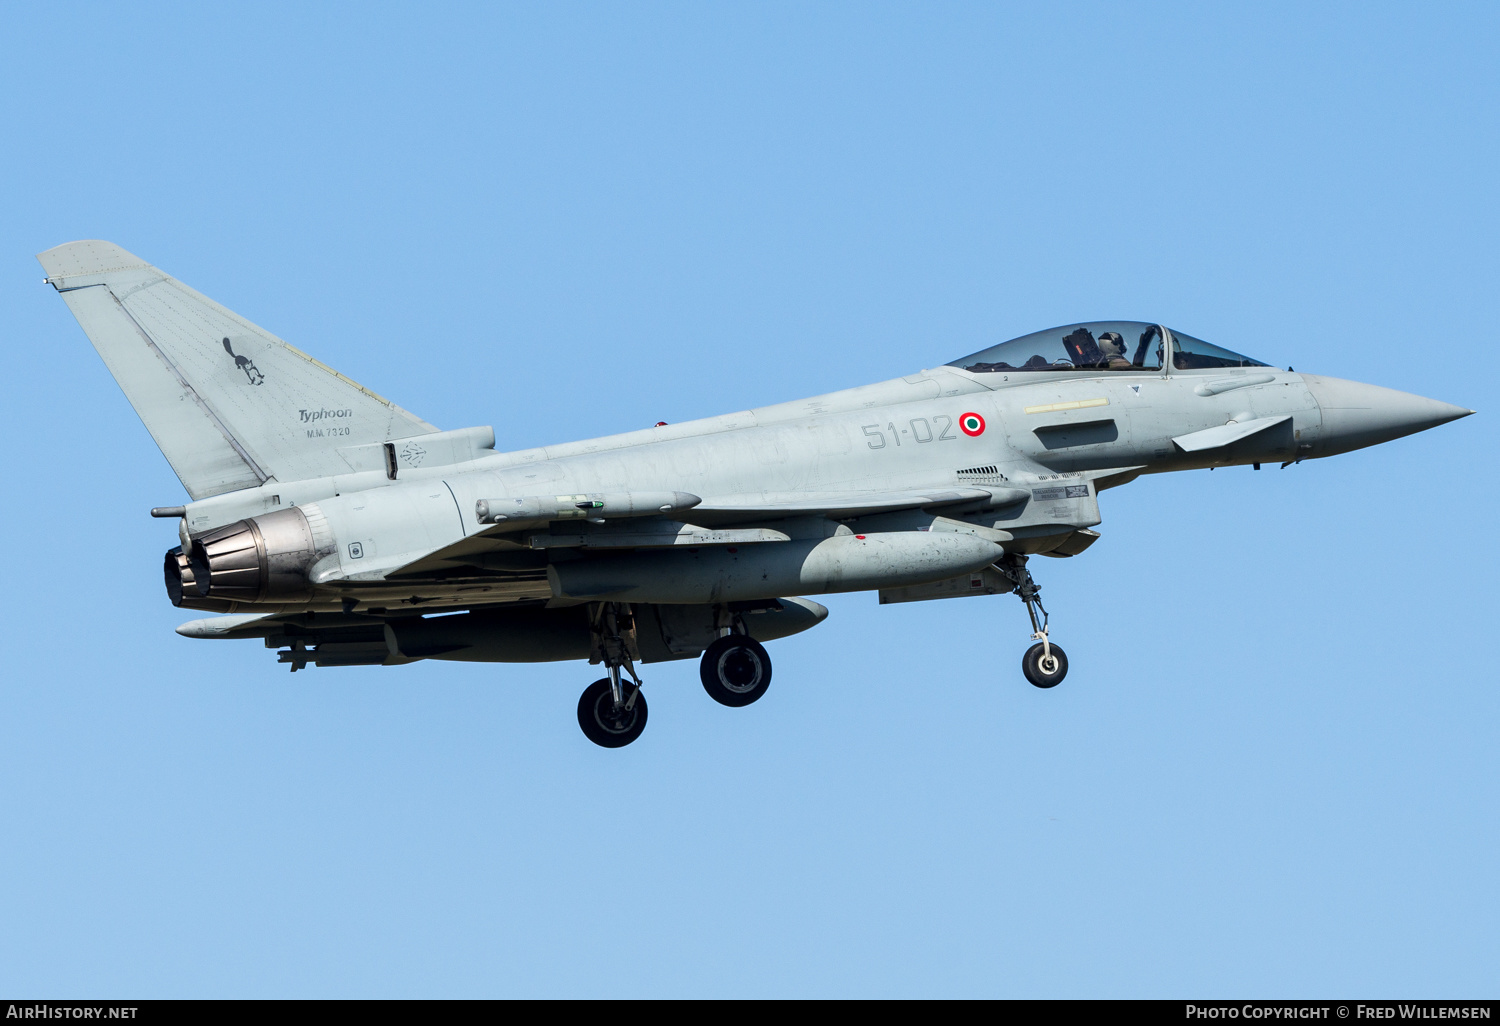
[[1022, 642, 1069, 689], [699, 635, 772, 707], [577, 678, 648, 748]]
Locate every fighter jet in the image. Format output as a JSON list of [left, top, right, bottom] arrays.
[[38, 241, 1474, 747]]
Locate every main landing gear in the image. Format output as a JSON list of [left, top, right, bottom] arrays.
[[996, 554, 1069, 689], [574, 604, 777, 747], [577, 603, 648, 748], [577, 676, 646, 748], [700, 611, 772, 707]]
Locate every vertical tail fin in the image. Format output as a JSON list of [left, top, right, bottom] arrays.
[[38, 241, 438, 499]]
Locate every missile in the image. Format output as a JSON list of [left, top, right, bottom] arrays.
[[548, 531, 1004, 604], [475, 491, 701, 527]]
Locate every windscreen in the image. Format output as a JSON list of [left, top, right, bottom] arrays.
[[1168, 329, 1271, 370]]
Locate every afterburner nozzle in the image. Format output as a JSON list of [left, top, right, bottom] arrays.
[[170, 508, 322, 605]]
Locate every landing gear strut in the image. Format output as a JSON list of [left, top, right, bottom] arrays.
[[700, 609, 773, 707], [997, 554, 1069, 689], [577, 603, 648, 747]]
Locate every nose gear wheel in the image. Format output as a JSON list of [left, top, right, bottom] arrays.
[[1022, 642, 1069, 688]]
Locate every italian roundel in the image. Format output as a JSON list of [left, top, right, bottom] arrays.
[[959, 412, 986, 436]]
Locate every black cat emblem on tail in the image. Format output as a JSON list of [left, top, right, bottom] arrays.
[[222, 337, 265, 385]]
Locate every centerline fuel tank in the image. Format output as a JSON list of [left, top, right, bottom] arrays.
[[548, 531, 1005, 605]]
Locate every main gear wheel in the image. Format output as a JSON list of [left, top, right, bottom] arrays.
[[700, 635, 772, 707]]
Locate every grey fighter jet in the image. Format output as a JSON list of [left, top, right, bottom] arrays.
[[39, 241, 1475, 747]]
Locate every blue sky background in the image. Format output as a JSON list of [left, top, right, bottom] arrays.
[[1, 2, 1495, 998]]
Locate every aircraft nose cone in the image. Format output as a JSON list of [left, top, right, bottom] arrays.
[[1303, 374, 1474, 455]]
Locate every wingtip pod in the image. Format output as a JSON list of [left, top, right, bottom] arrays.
[[37, 240, 151, 285]]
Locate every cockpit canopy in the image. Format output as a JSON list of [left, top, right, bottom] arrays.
[[948, 321, 1270, 374]]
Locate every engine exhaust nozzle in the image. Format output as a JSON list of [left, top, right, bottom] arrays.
[[173, 508, 321, 605]]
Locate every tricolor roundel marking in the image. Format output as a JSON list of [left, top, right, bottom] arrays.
[[959, 412, 986, 437]]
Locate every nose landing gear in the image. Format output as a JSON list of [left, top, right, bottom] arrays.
[[577, 603, 649, 748], [997, 554, 1069, 689], [1021, 639, 1068, 689]]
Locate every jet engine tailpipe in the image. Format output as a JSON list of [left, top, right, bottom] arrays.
[[168, 508, 321, 605]]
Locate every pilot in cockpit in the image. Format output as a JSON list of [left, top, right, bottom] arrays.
[[1097, 331, 1131, 370]]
